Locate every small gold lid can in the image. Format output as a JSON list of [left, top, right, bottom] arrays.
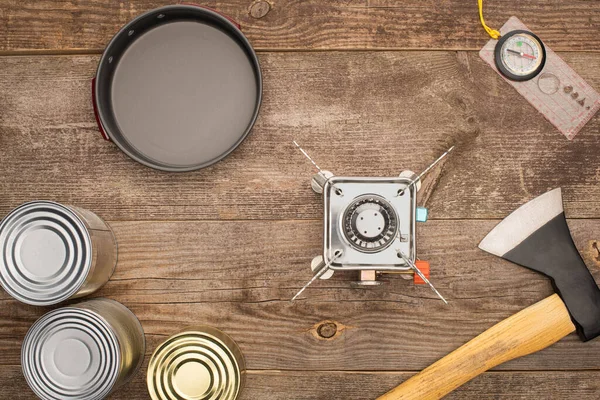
[[147, 326, 245, 400]]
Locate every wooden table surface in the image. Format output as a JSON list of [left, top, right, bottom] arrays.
[[1, 1, 599, 399]]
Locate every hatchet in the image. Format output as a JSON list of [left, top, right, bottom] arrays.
[[378, 188, 600, 400]]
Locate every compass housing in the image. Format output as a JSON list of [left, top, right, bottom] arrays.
[[323, 177, 416, 271], [494, 29, 546, 81]]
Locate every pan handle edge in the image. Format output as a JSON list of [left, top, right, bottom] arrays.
[[91, 77, 111, 141]]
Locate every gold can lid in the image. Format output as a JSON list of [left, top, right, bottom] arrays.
[[147, 327, 245, 400]]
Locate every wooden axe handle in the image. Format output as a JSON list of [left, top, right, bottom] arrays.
[[378, 294, 576, 400]]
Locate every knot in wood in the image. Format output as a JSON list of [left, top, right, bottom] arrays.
[[317, 322, 338, 339], [250, 1, 271, 19], [592, 241, 600, 263]]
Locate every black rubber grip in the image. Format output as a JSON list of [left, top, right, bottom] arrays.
[[504, 213, 600, 342]]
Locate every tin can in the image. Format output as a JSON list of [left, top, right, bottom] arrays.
[[0, 201, 117, 305], [22, 298, 145, 400], [147, 326, 245, 400]]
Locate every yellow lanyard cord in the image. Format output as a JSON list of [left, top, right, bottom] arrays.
[[478, 0, 501, 39]]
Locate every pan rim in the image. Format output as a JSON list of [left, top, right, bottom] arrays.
[[94, 4, 263, 172]]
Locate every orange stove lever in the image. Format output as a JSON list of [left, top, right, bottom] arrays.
[[413, 261, 430, 285]]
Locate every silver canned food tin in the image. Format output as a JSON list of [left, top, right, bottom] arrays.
[[147, 326, 246, 400], [22, 298, 145, 400], [0, 201, 117, 305]]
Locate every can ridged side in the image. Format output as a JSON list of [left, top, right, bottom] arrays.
[[70, 206, 118, 299], [147, 326, 245, 400], [0, 201, 117, 305], [21, 298, 145, 400]]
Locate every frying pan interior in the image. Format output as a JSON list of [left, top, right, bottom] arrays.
[[94, 5, 262, 171]]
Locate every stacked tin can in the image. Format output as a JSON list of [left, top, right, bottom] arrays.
[[0, 201, 146, 400], [0, 201, 117, 305], [22, 299, 145, 400], [147, 327, 246, 400]]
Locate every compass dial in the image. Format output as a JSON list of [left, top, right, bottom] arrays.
[[342, 195, 398, 253], [495, 30, 546, 81]]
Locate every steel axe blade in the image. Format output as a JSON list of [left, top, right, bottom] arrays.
[[479, 188, 600, 341]]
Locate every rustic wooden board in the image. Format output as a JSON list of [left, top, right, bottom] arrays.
[[1, 366, 599, 399], [0, 1, 599, 52], [0, 52, 599, 221], [2, 220, 599, 372], [1, 2, 599, 398]]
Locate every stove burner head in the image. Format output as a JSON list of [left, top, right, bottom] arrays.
[[342, 194, 398, 253]]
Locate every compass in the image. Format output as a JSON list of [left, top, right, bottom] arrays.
[[495, 30, 546, 81]]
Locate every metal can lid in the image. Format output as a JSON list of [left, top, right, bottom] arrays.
[[0, 201, 91, 305], [148, 327, 245, 400], [22, 307, 121, 400]]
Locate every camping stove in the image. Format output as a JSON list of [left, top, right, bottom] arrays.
[[313, 172, 423, 285], [292, 142, 452, 303]]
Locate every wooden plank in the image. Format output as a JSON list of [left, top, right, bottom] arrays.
[[124, 370, 600, 400], [2, 219, 600, 371], [1, 366, 600, 399], [0, 1, 599, 52], [0, 52, 599, 221]]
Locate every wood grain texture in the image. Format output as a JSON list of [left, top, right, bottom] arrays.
[[1, 2, 599, 398], [1, 219, 599, 372], [0, 52, 599, 221], [1, 367, 599, 400], [379, 294, 576, 400], [0, 1, 599, 52]]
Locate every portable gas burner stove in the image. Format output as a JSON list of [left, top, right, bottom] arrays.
[[292, 142, 453, 303]]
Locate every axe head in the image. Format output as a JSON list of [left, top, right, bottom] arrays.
[[479, 188, 600, 342]]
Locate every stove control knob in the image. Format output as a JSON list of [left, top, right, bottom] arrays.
[[416, 207, 429, 222]]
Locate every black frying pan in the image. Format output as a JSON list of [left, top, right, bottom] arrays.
[[93, 4, 262, 172]]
